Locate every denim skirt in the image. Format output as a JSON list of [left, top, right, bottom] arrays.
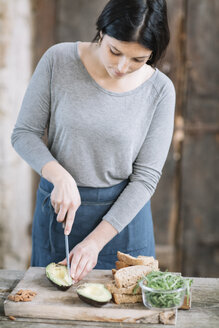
[[31, 176, 156, 269]]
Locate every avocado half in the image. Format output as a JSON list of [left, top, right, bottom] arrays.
[[46, 263, 73, 291], [77, 283, 112, 307]]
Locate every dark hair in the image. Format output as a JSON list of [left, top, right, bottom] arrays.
[[93, 0, 170, 66]]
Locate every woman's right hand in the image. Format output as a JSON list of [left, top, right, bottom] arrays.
[[42, 161, 81, 235]]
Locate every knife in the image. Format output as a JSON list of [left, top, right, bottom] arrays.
[[62, 221, 71, 279]]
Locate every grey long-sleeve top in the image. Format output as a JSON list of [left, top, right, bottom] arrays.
[[11, 42, 176, 233]]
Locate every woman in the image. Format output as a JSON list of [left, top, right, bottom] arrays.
[[11, 0, 175, 283]]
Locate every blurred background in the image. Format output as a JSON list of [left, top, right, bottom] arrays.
[[0, 0, 218, 277]]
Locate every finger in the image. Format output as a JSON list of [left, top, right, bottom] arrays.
[[58, 258, 67, 265], [51, 200, 55, 208], [57, 258, 76, 284], [64, 207, 76, 235], [70, 252, 82, 279], [57, 205, 68, 222], [58, 249, 74, 266], [74, 257, 89, 281], [54, 203, 60, 214], [77, 262, 93, 282]]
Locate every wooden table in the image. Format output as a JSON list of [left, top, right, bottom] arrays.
[[0, 270, 218, 327]]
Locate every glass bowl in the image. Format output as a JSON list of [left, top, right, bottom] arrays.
[[139, 278, 187, 310]]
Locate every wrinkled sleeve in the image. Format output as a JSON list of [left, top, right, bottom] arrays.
[[102, 81, 176, 233], [11, 47, 58, 175]]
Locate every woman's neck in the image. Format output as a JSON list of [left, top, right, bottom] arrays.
[[78, 41, 155, 93]]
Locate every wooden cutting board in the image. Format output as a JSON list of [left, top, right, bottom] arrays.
[[4, 267, 177, 325]]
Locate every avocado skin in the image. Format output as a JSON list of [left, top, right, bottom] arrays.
[[47, 276, 72, 291], [77, 292, 110, 307]]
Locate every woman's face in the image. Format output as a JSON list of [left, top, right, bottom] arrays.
[[98, 34, 152, 79]]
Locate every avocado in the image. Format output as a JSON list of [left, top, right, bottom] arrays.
[[46, 263, 73, 290], [76, 283, 112, 307]]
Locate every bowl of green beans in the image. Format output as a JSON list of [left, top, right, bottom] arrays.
[[138, 271, 192, 310]]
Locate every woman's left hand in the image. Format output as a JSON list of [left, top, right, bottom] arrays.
[[59, 238, 99, 282]]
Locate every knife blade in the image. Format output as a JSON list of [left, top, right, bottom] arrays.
[[62, 221, 71, 279]]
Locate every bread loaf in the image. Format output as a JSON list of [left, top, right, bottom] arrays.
[[110, 251, 160, 305]]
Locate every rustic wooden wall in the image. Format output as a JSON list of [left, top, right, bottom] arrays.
[[181, 0, 219, 277], [30, 0, 219, 277], [153, 0, 186, 272], [155, 0, 219, 277], [31, 0, 57, 215]]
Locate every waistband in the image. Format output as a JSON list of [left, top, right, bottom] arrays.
[[39, 176, 129, 203]]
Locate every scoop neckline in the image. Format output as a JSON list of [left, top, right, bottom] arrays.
[[74, 41, 159, 97]]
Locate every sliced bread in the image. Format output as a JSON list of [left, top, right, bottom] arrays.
[[115, 260, 129, 270], [112, 268, 117, 276], [112, 293, 142, 304], [115, 263, 159, 288], [117, 251, 155, 266], [105, 281, 141, 295]]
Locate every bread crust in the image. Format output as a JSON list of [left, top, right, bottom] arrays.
[[117, 251, 155, 266], [115, 261, 129, 270], [112, 268, 117, 277], [113, 293, 142, 304]]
